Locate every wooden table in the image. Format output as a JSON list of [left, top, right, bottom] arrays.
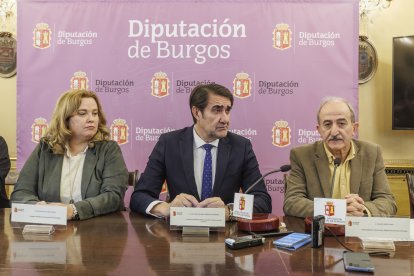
[[0, 208, 413, 275]]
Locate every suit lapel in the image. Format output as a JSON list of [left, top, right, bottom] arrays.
[[81, 147, 97, 199], [44, 150, 63, 201], [350, 141, 362, 194], [179, 127, 199, 200], [314, 142, 332, 197], [213, 137, 230, 196]]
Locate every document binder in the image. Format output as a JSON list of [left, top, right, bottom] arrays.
[[273, 233, 312, 251]]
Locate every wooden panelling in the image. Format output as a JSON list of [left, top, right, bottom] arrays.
[[387, 175, 409, 216], [385, 165, 414, 217]]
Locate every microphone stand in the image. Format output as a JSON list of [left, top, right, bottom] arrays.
[[305, 158, 344, 236], [245, 165, 291, 194], [329, 158, 341, 198], [237, 165, 291, 233], [245, 169, 281, 194]]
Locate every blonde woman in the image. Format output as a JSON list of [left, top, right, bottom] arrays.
[[12, 90, 128, 220]]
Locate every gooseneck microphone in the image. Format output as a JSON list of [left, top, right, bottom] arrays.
[[244, 164, 291, 194], [329, 158, 342, 198]]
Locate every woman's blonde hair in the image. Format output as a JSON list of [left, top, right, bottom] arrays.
[[44, 89, 110, 154]]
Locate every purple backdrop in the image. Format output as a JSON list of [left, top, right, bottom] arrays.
[[17, 0, 359, 215]]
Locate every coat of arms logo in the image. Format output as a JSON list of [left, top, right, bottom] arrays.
[[0, 32, 17, 77], [33, 23, 52, 49], [273, 23, 292, 50], [272, 120, 291, 147], [239, 196, 246, 211], [110, 119, 129, 145], [151, 72, 169, 98], [233, 72, 251, 99], [325, 201, 335, 217], [31, 118, 48, 143], [70, 71, 89, 90]]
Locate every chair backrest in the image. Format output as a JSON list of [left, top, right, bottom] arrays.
[[124, 170, 140, 209], [128, 170, 139, 188], [406, 173, 414, 218]]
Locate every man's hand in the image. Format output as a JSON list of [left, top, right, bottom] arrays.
[[150, 193, 199, 217], [345, 194, 365, 217], [197, 197, 225, 208], [198, 197, 229, 220], [170, 193, 199, 207]]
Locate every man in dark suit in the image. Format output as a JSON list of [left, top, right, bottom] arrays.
[[130, 84, 271, 218], [0, 136, 11, 208], [284, 97, 396, 218]]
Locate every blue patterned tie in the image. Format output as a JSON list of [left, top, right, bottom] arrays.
[[201, 144, 213, 201]]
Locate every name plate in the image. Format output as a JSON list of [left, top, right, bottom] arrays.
[[170, 207, 225, 227], [345, 216, 411, 241], [232, 193, 254, 220], [11, 203, 67, 226], [314, 198, 346, 225], [411, 219, 414, 240]]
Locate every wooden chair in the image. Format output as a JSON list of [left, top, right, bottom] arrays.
[[128, 170, 139, 188], [406, 173, 414, 218], [124, 170, 139, 209]]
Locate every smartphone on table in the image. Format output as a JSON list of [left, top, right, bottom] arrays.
[[343, 252, 374, 273], [225, 235, 265, 250]]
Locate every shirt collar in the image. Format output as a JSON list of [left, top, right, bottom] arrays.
[[323, 140, 356, 164], [65, 144, 89, 158], [193, 127, 219, 149]]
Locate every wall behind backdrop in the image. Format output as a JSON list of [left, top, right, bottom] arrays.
[[358, 1, 414, 159]]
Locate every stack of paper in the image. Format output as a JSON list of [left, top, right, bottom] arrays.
[[361, 238, 396, 252], [273, 233, 312, 251]]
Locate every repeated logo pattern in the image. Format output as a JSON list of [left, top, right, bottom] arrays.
[[151, 71, 169, 98], [70, 71, 89, 90], [233, 72, 251, 98], [31, 118, 48, 143], [33, 23, 51, 49], [273, 23, 292, 50], [110, 119, 129, 145], [272, 120, 291, 147]]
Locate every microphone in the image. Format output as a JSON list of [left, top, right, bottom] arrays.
[[306, 157, 345, 239], [244, 164, 291, 194], [238, 164, 291, 233], [329, 158, 341, 198]]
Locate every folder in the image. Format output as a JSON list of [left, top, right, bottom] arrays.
[[273, 233, 312, 251]]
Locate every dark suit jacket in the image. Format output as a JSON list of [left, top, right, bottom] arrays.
[[11, 140, 128, 220], [130, 126, 271, 215], [0, 136, 11, 208], [283, 140, 397, 218]]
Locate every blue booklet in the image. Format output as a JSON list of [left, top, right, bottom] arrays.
[[273, 233, 312, 251]]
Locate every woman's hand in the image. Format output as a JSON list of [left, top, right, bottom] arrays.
[[45, 202, 74, 220]]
